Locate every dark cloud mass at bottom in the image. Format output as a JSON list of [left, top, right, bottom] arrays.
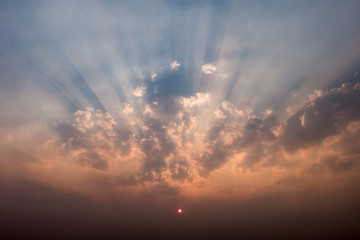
[[1, 177, 360, 239]]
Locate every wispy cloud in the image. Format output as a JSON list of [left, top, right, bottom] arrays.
[[170, 60, 180, 70]]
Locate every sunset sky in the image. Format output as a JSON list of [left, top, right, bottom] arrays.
[[1, 0, 360, 238]]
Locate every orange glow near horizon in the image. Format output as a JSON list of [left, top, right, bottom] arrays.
[[178, 209, 182, 214]]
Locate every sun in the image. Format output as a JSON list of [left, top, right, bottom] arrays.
[[178, 208, 182, 214]]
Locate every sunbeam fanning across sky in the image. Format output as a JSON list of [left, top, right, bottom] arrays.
[[1, 0, 360, 238]]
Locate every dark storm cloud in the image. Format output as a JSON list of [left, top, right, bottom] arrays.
[[281, 82, 360, 152]]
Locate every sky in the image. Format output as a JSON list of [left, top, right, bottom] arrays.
[[1, 0, 360, 238]]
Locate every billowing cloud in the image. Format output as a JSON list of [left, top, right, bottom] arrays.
[[133, 86, 147, 98], [65, 108, 133, 170], [281, 82, 360, 152], [180, 92, 211, 108]]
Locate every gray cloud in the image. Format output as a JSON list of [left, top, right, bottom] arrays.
[[59, 108, 133, 171], [77, 151, 108, 170], [281, 82, 360, 152], [198, 113, 280, 174], [169, 156, 192, 182], [139, 116, 176, 181]]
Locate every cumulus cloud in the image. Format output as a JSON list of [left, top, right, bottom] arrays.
[[170, 60, 180, 70], [133, 86, 146, 98], [214, 109, 226, 119], [180, 92, 211, 108], [138, 116, 176, 181], [66, 108, 133, 170], [194, 107, 280, 174], [201, 63, 217, 74], [73, 108, 95, 132], [169, 156, 193, 183], [9, 79, 360, 189], [192, 81, 360, 173]]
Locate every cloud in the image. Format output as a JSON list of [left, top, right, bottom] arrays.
[[169, 156, 193, 183], [191, 81, 360, 173], [170, 60, 180, 70], [305, 121, 360, 175], [77, 151, 108, 170], [133, 86, 146, 98], [180, 92, 211, 108], [65, 108, 133, 170], [201, 63, 217, 74], [151, 72, 157, 81], [195, 108, 280, 174], [299, 113, 306, 127], [138, 116, 177, 181], [73, 108, 95, 132], [214, 109, 226, 119], [281, 82, 360, 152]]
